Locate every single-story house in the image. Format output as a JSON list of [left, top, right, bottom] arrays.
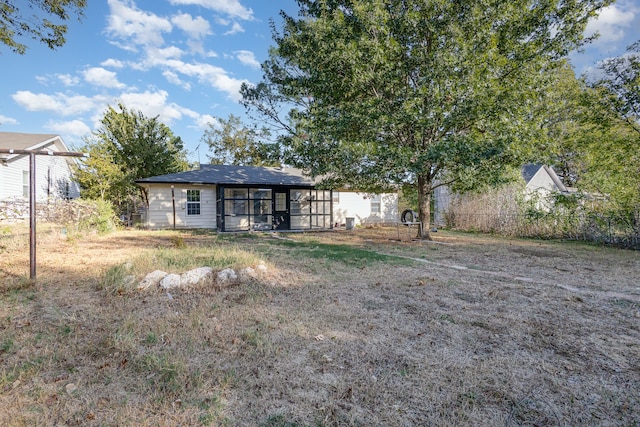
[[136, 164, 398, 232], [433, 164, 569, 226], [0, 132, 80, 201]]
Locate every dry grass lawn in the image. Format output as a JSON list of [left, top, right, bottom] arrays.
[[1, 224, 639, 426]]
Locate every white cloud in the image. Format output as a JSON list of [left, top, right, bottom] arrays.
[[141, 46, 184, 68], [194, 113, 215, 129], [187, 39, 205, 55], [106, 0, 172, 48], [117, 90, 199, 125], [11, 91, 102, 116], [46, 119, 92, 137], [586, 2, 637, 46], [57, 74, 80, 87], [0, 115, 19, 125], [162, 60, 247, 101], [35, 75, 49, 85], [163, 70, 192, 90], [168, 0, 254, 21], [171, 13, 211, 39], [83, 67, 126, 89], [34, 73, 79, 87], [224, 22, 244, 35], [235, 50, 260, 68], [101, 58, 125, 68]]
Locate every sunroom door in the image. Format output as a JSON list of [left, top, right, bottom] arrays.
[[273, 190, 290, 230]]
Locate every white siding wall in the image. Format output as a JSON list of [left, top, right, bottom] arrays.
[[333, 191, 398, 226], [525, 168, 558, 211], [0, 156, 28, 199], [145, 184, 217, 229], [433, 185, 452, 227], [0, 155, 79, 201]]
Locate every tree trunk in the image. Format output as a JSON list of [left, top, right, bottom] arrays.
[[417, 173, 432, 240]]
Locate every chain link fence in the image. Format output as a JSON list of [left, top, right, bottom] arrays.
[[442, 210, 640, 249]]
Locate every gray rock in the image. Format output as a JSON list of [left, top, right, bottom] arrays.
[[216, 268, 237, 287], [138, 270, 167, 290], [181, 267, 213, 287], [160, 273, 182, 289], [238, 267, 257, 282]]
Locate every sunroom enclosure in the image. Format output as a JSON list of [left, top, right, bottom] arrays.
[[218, 186, 333, 232]]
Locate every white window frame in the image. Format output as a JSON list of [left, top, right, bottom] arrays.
[[186, 189, 201, 216], [370, 194, 381, 215]]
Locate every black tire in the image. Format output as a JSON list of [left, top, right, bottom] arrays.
[[401, 209, 416, 223]]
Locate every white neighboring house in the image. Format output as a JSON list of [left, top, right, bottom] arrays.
[[135, 164, 398, 231], [0, 132, 81, 201], [520, 164, 568, 209], [433, 164, 569, 226], [332, 190, 398, 226]]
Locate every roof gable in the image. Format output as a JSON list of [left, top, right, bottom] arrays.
[[521, 163, 567, 192], [0, 132, 72, 163]]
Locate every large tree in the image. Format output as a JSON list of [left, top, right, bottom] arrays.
[[75, 104, 188, 212], [0, 0, 86, 54], [242, 0, 611, 238], [202, 114, 281, 166], [583, 41, 640, 215], [530, 48, 640, 217]]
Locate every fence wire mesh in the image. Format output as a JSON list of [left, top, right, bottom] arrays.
[[441, 211, 640, 249]]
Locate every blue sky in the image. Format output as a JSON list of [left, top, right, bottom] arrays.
[[0, 0, 639, 162]]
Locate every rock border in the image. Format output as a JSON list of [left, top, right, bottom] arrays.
[[136, 261, 268, 291]]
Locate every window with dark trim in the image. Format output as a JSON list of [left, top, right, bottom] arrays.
[[290, 189, 332, 230], [186, 189, 201, 215], [223, 187, 273, 231]]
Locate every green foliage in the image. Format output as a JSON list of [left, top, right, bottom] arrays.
[[75, 103, 189, 214], [260, 414, 304, 427], [202, 114, 281, 166], [135, 352, 188, 399], [170, 235, 186, 249], [0, 0, 86, 54], [537, 48, 640, 217], [583, 41, 640, 216], [243, 0, 611, 236], [268, 239, 412, 266], [99, 262, 134, 295], [76, 198, 118, 233]]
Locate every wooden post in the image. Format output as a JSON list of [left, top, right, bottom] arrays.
[[29, 152, 36, 279], [171, 185, 176, 230]]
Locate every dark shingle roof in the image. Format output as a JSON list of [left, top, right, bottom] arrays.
[[521, 163, 542, 184], [136, 164, 317, 187]]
